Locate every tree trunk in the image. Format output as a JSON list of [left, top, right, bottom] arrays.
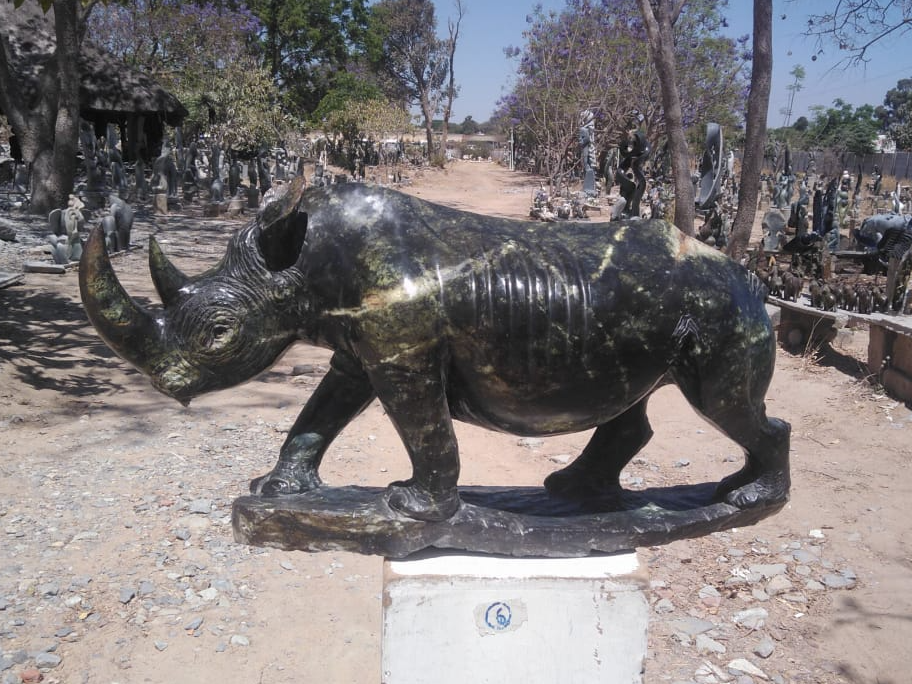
[[33, 0, 83, 214], [637, 0, 695, 235], [439, 0, 464, 167], [726, 0, 772, 261], [421, 97, 436, 161], [0, 1, 87, 215]]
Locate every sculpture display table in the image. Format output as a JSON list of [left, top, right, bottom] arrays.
[[381, 551, 647, 684], [867, 313, 912, 401]]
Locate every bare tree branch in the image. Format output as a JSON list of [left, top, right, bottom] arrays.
[[798, 0, 912, 67]]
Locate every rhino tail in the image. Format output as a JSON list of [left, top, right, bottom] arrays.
[[671, 314, 703, 353]]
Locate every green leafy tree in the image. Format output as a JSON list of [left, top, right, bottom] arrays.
[[310, 71, 385, 127], [0, 0, 93, 214], [248, 0, 369, 113], [459, 115, 479, 134], [367, 0, 448, 157], [323, 98, 410, 145], [312, 70, 409, 170], [806, 98, 881, 156], [87, 1, 284, 148], [883, 77, 912, 150], [188, 56, 290, 152], [780, 64, 805, 127]]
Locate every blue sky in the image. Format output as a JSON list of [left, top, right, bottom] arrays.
[[431, 0, 912, 127]]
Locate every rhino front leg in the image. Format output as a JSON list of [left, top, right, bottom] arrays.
[[367, 362, 461, 522], [250, 352, 375, 496]]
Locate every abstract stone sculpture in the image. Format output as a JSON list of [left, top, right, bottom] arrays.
[[695, 123, 723, 211], [579, 110, 597, 197], [108, 194, 134, 251], [615, 118, 650, 218], [80, 179, 790, 557]]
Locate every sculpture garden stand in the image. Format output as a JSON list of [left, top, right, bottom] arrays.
[[232, 484, 785, 682], [381, 553, 647, 684]]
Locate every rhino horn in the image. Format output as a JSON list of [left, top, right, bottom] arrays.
[[79, 225, 168, 375], [148, 235, 190, 306]]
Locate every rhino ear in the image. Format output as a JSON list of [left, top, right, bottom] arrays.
[[258, 210, 308, 272], [257, 177, 309, 271]]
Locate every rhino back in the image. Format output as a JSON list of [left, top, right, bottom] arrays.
[[297, 186, 767, 433]]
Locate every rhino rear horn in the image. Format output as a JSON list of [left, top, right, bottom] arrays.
[[257, 176, 308, 271], [149, 235, 190, 306]]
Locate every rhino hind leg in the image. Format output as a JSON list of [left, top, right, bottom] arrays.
[[544, 399, 653, 499], [672, 347, 791, 510], [713, 415, 791, 508]]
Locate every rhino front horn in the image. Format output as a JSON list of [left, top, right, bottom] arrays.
[[79, 225, 169, 375]]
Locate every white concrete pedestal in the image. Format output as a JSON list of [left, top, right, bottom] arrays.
[[381, 552, 648, 684]]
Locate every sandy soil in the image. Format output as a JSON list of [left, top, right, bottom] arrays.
[[1, 160, 911, 684]]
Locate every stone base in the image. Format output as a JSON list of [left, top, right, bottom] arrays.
[[870, 323, 912, 401], [231, 482, 785, 558], [204, 202, 225, 217], [382, 551, 648, 684], [226, 198, 245, 217]]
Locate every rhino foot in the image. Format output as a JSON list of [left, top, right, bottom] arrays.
[[717, 468, 790, 509], [250, 465, 322, 497], [384, 480, 461, 522], [544, 468, 623, 500]]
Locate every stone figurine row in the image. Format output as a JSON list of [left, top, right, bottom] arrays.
[[46, 193, 133, 265]]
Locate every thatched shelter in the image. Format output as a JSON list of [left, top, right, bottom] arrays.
[[0, 1, 187, 161]]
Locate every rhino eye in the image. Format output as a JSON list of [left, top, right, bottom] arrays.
[[203, 319, 238, 351]]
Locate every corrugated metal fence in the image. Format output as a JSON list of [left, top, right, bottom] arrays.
[[781, 151, 912, 181]]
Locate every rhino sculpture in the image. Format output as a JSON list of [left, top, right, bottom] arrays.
[[80, 179, 790, 522]]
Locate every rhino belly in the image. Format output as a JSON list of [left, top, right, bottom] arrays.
[[445, 354, 667, 436]]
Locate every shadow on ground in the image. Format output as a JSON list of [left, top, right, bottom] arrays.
[[0, 287, 134, 396]]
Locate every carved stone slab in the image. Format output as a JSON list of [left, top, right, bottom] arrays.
[[232, 484, 786, 559]]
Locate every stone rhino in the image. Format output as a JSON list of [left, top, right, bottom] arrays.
[[79, 179, 790, 521]]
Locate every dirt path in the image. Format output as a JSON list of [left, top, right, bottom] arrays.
[[0, 161, 910, 684]]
